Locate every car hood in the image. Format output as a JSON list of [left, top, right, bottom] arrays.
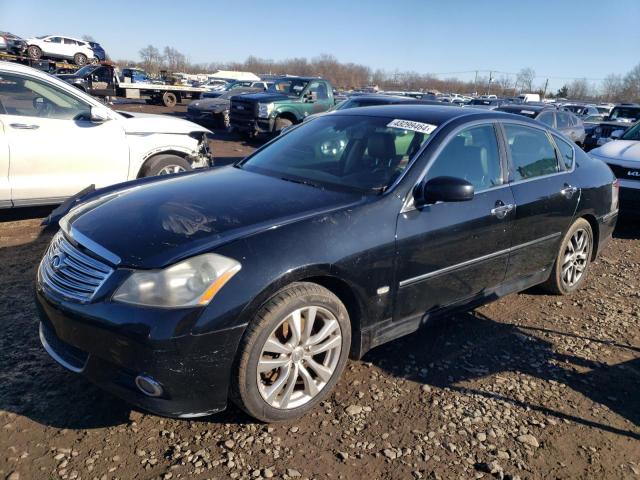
[[591, 140, 640, 162], [68, 166, 362, 268], [115, 111, 210, 134], [189, 98, 228, 110], [236, 92, 296, 103]]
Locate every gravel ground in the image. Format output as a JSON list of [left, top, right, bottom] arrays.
[[0, 102, 638, 480]]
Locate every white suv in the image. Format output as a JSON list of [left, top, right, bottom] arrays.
[[26, 35, 97, 66], [0, 62, 213, 208]]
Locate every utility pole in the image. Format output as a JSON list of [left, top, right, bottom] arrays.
[[473, 70, 478, 96], [542, 78, 549, 100], [487, 71, 493, 95]]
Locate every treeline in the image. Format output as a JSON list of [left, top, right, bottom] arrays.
[[121, 46, 640, 103]]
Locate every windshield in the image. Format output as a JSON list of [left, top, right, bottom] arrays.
[[239, 115, 435, 193], [609, 107, 640, 123], [267, 78, 309, 97], [563, 105, 584, 114], [335, 98, 391, 110], [75, 65, 99, 76], [596, 106, 611, 114], [496, 107, 539, 119], [622, 121, 640, 141]]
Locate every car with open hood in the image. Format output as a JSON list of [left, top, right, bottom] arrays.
[[0, 62, 212, 208], [35, 105, 618, 422], [590, 120, 640, 210]]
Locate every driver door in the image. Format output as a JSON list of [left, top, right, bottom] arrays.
[[0, 71, 129, 206]]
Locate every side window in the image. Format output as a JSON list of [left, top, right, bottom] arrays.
[[63, 38, 76, 45], [554, 136, 574, 170], [0, 73, 89, 120], [504, 124, 559, 181], [537, 111, 554, 127], [306, 82, 329, 101], [49, 37, 62, 43], [426, 124, 503, 191], [556, 112, 571, 128]]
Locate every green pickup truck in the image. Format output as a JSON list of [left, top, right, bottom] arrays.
[[229, 76, 335, 136]]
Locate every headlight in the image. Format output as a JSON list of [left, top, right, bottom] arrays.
[[594, 127, 601, 135], [258, 102, 274, 118], [113, 253, 241, 308]]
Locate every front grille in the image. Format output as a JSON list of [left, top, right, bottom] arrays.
[[40, 322, 88, 372], [39, 232, 113, 302], [230, 98, 258, 125], [607, 163, 640, 182]]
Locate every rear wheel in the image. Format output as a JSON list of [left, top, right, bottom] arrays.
[[140, 154, 191, 177], [162, 92, 178, 108], [232, 282, 351, 422], [73, 53, 88, 66], [541, 218, 593, 295], [27, 45, 42, 60]]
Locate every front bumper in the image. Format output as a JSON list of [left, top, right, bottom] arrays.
[[620, 185, 640, 211], [230, 116, 273, 134], [35, 289, 245, 418]]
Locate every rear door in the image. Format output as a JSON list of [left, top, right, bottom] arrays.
[[500, 122, 579, 283], [394, 122, 514, 320]]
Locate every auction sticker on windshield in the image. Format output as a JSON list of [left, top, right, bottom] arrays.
[[387, 119, 437, 135]]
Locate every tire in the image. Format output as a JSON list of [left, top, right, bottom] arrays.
[[73, 53, 88, 66], [140, 154, 191, 177], [232, 282, 351, 422], [89, 57, 99, 65], [274, 117, 293, 132], [27, 45, 42, 60], [220, 110, 230, 129], [162, 92, 178, 108], [541, 218, 593, 295]]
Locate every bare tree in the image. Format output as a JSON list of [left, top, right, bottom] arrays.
[[601, 74, 623, 102], [138, 45, 162, 75], [516, 68, 535, 93]]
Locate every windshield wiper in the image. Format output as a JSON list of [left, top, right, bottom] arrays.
[[279, 176, 322, 189]]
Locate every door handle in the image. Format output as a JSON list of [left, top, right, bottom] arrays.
[[560, 184, 578, 198], [10, 123, 40, 130], [491, 203, 514, 219]]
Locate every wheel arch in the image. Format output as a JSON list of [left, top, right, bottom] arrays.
[[274, 110, 299, 125], [235, 266, 366, 361], [136, 149, 189, 178], [580, 213, 600, 261]]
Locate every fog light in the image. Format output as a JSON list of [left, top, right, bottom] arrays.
[[135, 375, 163, 397]]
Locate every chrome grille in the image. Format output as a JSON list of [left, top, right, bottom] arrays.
[[39, 232, 113, 302]]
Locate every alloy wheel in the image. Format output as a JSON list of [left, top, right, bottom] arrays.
[[158, 165, 186, 175], [561, 228, 590, 287], [257, 306, 342, 409]]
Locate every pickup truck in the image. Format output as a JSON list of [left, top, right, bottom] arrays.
[[229, 76, 335, 136], [57, 64, 207, 107], [583, 104, 640, 151]]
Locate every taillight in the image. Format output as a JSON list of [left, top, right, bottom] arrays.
[[612, 179, 619, 212]]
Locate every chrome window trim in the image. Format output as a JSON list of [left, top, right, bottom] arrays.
[[400, 119, 507, 213], [399, 232, 561, 288]]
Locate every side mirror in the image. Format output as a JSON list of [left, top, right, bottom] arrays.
[[610, 129, 624, 140], [413, 176, 474, 207], [90, 106, 110, 122]]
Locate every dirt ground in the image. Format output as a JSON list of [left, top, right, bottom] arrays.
[[0, 102, 638, 480]]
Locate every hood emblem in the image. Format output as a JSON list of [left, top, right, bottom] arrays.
[[628, 170, 640, 177], [236, 105, 245, 110], [51, 253, 66, 271]]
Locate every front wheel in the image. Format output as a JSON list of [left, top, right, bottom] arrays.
[[541, 218, 593, 295], [140, 154, 191, 177], [232, 282, 351, 422], [27, 45, 42, 60]]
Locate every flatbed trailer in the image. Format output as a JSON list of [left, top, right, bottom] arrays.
[[1, 55, 207, 107], [0, 51, 80, 73]]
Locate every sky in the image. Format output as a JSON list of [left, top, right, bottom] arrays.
[[2, 0, 639, 91]]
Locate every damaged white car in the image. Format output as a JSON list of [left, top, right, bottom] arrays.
[[0, 62, 212, 208]]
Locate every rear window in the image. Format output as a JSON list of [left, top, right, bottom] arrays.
[[496, 107, 539, 119], [609, 107, 640, 122]]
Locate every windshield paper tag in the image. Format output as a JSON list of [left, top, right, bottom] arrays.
[[387, 119, 437, 134]]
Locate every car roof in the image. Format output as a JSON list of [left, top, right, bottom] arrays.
[[347, 94, 413, 102], [274, 76, 322, 81], [331, 104, 511, 124], [496, 104, 550, 113]]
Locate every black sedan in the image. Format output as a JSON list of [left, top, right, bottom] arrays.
[[187, 87, 262, 128], [36, 105, 618, 422], [496, 104, 586, 146]]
